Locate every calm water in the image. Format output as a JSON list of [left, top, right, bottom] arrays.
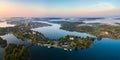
[[30, 38, 120, 60], [0, 21, 120, 60], [0, 34, 31, 46], [31, 21, 95, 39]]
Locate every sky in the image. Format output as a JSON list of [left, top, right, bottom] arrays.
[[0, 0, 120, 17]]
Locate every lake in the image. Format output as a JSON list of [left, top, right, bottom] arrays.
[[31, 21, 95, 39], [30, 38, 120, 60], [0, 20, 120, 60]]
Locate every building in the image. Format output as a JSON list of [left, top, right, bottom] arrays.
[[69, 37, 74, 40]]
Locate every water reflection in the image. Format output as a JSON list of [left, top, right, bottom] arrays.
[[0, 34, 31, 46], [0, 37, 7, 48]]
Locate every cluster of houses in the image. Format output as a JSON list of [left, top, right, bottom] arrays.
[[36, 36, 76, 51]]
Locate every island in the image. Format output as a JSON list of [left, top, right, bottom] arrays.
[[13, 30, 47, 45], [57, 35, 95, 50], [59, 21, 120, 39], [4, 44, 30, 60]]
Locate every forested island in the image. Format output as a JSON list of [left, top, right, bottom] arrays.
[[60, 21, 120, 39], [4, 44, 30, 60], [13, 30, 47, 45], [57, 35, 95, 50]]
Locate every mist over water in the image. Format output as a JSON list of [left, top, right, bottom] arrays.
[[83, 18, 120, 26], [0, 21, 15, 27]]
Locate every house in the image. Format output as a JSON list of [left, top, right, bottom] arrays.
[[43, 44, 49, 46], [69, 37, 74, 40], [32, 31, 36, 34], [101, 31, 109, 35]]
